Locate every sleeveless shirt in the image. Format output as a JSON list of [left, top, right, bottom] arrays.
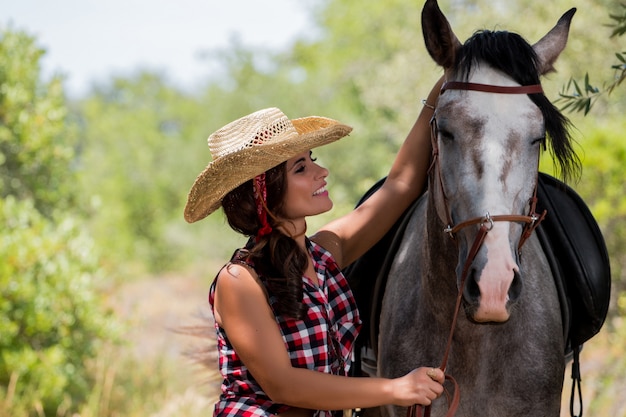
[[208, 238, 362, 417]]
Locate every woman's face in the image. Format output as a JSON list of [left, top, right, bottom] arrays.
[[281, 150, 332, 221]]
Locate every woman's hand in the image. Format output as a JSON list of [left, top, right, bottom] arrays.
[[391, 367, 445, 406]]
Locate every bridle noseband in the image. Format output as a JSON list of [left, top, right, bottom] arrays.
[[410, 81, 548, 417]]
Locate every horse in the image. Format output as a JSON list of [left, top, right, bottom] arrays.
[[347, 1, 581, 416]]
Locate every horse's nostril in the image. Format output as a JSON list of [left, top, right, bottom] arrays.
[[508, 269, 523, 302], [465, 269, 481, 301]]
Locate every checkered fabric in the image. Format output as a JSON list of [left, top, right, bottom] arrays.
[[209, 239, 362, 417]]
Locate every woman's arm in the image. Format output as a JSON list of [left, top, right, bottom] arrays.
[[213, 264, 444, 410], [316, 75, 444, 267]]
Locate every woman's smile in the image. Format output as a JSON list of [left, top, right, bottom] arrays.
[[313, 185, 328, 196]]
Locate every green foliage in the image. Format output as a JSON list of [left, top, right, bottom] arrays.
[[0, 26, 123, 416], [0, 196, 121, 416], [0, 28, 78, 218], [609, 2, 626, 37], [558, 74, 601, 115], [74, 73, 211, 272], [557, 3, 626, 115]]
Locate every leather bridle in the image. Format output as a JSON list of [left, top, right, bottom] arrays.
[[408, 81, 547, 417], [430, 81, 547, 250]]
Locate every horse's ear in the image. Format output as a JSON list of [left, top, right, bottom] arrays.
[[532, 8, 576, 75], [422, 0, 462, 69]]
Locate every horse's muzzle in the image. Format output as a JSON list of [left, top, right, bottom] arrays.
[[463, 266, 522, 323]]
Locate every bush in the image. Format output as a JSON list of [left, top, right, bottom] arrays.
[[0, 196, 121, 416], [0, 28, 77, 219]]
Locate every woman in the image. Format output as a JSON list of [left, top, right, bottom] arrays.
[[184, 77, 445, 417]]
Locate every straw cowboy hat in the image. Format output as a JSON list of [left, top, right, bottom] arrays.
[[184, 107, 353, 223]]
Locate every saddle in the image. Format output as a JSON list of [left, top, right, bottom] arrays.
[[343, 173, 611, 391], [535, 173, 611, 349]]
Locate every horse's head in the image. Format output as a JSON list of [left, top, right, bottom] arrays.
[[422, 0, 580, 323]]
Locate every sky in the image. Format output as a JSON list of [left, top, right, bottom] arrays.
[[1, 0, 316, 97]]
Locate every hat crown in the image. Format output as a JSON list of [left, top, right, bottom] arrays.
[[208, 107, 298, 159]]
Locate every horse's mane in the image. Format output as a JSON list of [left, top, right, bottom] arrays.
[[455, 30, 581, 182]]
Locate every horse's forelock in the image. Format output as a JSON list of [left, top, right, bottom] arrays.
[[454, 29, 581, 183], [456, 30, 540, 85]]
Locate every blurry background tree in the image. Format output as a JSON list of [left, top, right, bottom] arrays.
[[74, 74, 208, 273], [1, 0, 625, 415], [0, 196, 121, 416], [0, 28, 121, 416], [0, 29, 77, 218]]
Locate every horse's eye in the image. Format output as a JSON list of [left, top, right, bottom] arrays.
[[439, 129, 455, 141], [531, 136, 546, 146]]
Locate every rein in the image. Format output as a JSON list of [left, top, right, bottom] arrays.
[[408, 81, 547, 417]]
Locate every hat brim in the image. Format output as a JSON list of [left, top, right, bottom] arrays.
[[184, 116, 352, 223]]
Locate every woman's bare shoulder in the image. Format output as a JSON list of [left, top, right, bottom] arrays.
[[216, 261, 263, 292], [310, 230, 344, 266], [213, 261, 269, 325]]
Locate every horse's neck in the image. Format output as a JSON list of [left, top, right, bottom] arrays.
[[425, 192, 456, 255], [421, 193, 460, 297]]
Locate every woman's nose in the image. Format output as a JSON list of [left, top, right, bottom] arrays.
[[316, 164, 329, 179]]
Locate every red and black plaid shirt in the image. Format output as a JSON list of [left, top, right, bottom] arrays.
[[209, 239, 362, 417]]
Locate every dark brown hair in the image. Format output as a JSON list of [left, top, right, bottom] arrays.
[[221, 162, 308, 319]]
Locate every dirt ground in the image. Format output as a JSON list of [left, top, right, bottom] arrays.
[[112, 272, 219, 416], [113, 272, 213, 359]]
